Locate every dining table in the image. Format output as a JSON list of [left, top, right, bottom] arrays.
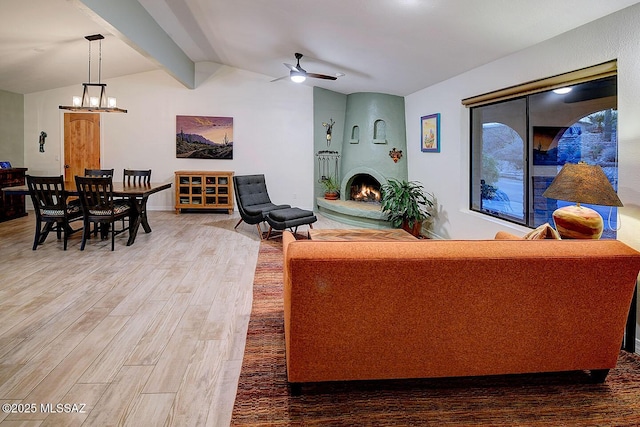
[[1, 181, 172, 246]]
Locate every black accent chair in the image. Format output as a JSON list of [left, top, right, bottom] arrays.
[[233, 174, 290, 238], [26, 175, 83, 250], [75, 176, 134, 251]]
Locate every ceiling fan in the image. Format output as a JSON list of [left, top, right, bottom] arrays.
[[272, 53, 343, 83]]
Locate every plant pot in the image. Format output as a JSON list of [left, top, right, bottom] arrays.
[[402, 219, 422, 237], [324, 191, 339, 200]]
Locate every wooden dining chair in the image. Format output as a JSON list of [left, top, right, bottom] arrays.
[[83, 169, 114, 235], [123, 169, 151, 185], [84, 168, 114, 177], [74, 176, 133, 251], [26, 175, 83, 250], [123, 169, 151, 230]]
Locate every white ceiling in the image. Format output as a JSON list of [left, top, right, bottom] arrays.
[[1, 0, 639, 96]]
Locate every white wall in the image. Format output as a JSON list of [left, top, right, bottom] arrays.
[[24, 65, 314, 211], [406, 3, 640, 249]]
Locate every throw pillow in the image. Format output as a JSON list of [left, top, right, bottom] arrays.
[[522, 222, 561, 240]]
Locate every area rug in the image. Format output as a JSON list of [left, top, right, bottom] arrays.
[[231, 239, 640, 426]]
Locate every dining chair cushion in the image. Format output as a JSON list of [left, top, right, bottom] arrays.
[[42, 205, 81, 217], [88, 201, 131, 216]]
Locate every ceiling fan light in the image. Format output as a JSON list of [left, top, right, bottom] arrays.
[[553, 87, 572, 94], [290, 71, 306, 83]]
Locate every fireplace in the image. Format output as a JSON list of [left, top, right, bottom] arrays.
[[314, 92, 407, 227], [348, 174, 381, 203]]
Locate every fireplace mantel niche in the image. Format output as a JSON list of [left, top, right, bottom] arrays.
[[315, 91, 407, 228]]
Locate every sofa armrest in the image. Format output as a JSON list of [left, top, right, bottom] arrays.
[[283, 230, 296, 258]]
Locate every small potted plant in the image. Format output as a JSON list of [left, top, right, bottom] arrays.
[[380, 178, 434, 237], [321, 176, 340, 200]]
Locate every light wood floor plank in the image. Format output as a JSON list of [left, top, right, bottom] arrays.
[[82, 365, 154, 427], [79, 301, 166, 384], [0, 307, 111, 400], [125, 292, 193, 366], [39, 383, 108, 427], [0, 210, 345, 426]]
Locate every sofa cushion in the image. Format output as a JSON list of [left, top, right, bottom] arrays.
[[523, 222, 561, 240]]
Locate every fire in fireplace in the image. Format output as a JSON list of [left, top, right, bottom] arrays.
[[349, 174, 381, 203]]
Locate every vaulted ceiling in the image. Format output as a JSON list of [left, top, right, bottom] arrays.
[[1, 0, 638, 96]]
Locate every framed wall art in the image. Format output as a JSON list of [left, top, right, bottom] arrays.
[[176, 115, 233, 159], [421, 113, 440, 153]]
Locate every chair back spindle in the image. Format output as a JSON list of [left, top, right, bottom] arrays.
[[84, 168, 114, 178], [123, 169, 151, 185]]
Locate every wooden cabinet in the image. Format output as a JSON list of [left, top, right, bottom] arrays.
[[0, 168, 28, 222], [175, 171, 234, 214]]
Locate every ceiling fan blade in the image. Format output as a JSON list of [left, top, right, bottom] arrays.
[[284, 62, 300, 72], [307, 73, 338, 80], [270, 75, 290, 82]]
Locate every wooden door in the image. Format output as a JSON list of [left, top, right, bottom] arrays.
[[63, 113, 101, 184]]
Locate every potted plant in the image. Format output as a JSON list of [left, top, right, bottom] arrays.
[[380, 178, 434, 237], [321, 176, 340, 200]]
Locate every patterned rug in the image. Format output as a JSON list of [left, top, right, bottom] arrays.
[[231, 239, 640, 426]]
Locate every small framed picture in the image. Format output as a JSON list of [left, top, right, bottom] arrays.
[[421, 113, 440, 153]]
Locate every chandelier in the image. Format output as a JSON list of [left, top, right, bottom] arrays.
[[59, 34, 127, 113]]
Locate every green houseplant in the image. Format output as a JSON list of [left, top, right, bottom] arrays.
[[380, 178, 434, 237], [321, 176, 340, 200]]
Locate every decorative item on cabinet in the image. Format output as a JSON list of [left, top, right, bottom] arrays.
[[0, 168, 28, 222]]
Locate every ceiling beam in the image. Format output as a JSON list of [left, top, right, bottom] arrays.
[[75, 0, 195, 89]]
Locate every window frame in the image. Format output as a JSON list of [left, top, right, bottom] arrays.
[[466, 62, 618, 231]]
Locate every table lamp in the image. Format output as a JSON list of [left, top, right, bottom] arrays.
[[542, 161, 622, 239]]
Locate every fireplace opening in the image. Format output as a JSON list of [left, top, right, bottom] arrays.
[[349, 174, 381, 203]]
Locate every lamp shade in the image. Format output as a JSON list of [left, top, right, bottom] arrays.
[[542, 162, 622, 239], [542, 162, 622, 207]]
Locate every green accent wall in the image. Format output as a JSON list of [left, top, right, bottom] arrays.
[[340, 92, 407, 192], [0, 89, 24, 166], [313, 87, 347, 199]]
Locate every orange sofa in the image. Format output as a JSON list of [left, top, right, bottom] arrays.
[[282, 231, 640, 386]]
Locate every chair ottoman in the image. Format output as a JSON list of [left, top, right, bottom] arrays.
[[265, 207, 317, 239]]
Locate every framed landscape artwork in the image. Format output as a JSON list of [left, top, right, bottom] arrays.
[[176, 115, 233, 159], [421, 113, 440, 153]]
